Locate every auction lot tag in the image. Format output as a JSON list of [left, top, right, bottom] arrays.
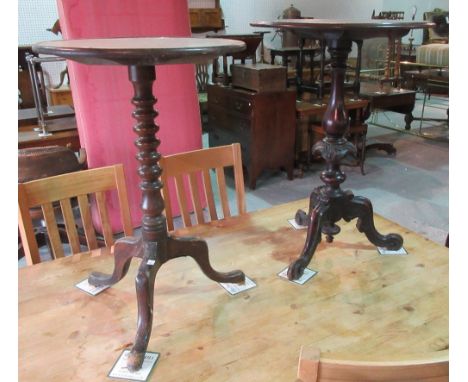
[[108, 350, 159, 381], [75, 278, 110, 296], [288, 219, 307, 230], [219, 275, 257, 295], [377, 246, 408, 256], [278, 267, 318, 285]]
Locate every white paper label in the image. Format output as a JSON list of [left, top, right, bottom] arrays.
[[75, 278, 110, 296], [108, 350, 159, 381], [377, 246, 408, 256], [219, 276, 257, 295], [288, 218, 308, 230], [278, 267, 318, 285]]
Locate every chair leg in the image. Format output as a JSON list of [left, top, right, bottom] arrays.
[[419, 89, 428, 134]]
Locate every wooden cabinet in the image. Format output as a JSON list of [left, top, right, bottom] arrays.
[[189, 8, 223, 32], [48, 86, 73, 106], [207, 84, 296, 189]]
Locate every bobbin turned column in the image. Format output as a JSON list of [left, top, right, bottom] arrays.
[[89, 65, 245, 371], [288, 38, 403, 281]]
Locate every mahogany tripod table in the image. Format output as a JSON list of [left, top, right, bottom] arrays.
[[33, 37, 247, 371], [251, 19, 433, 281]]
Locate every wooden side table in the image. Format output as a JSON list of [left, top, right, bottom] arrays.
[[251, 19, 433, 280], [33, 37, 247, 371]]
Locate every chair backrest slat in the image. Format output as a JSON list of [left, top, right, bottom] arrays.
[[59, 198, 81, 254], [161, 144, 245, 229], [188, 172, 205, 225], [174, 174, 192, 228], [232, 143, 246, 215], [41, 203, 64, 259], [18, 164, 133, 265], [95, 191, 114, 247], [114, 164, 133, 237], [18, 185, 41, 265], [77, 194, 99, 250], [297, 346, 449, 382], [215, 167, 230, 219], [202, 168, 218, 221]]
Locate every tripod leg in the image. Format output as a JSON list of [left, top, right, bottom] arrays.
[[288, 204, 329, 280], [345, 195, 403, 250], [88, 236, 143, 287], [127, 241, 161, 371], [167, 236, 245, 284]]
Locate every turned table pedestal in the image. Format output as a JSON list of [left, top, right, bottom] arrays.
[[251, 19, 433, 281], [33, 37, 247, 371]]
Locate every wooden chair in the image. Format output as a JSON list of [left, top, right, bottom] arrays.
[[297, 346, 449, 382], [18, 164, 133, 265], [161, 143, 246, 231]]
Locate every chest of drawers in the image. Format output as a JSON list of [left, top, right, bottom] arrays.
[[207, 84, 296, 189]]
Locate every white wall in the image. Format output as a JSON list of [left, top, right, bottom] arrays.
[[18, 0, 65, 88]]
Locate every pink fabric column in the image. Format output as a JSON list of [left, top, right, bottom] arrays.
[[57, 0, 201, 230]]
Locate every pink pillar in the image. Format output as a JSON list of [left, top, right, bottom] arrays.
[[57, 0, 201, 230]]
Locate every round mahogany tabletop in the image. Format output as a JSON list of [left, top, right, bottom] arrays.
[[250, 19, 434, 40], [33, 37, 246, 66]]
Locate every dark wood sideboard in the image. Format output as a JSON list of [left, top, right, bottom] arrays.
[[207, 84, 296, 189]]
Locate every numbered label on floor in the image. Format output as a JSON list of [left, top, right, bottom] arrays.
[[75, 278, 110, 296], [377, 246, 408, 256], [219, 276, 257, 295], [278, 267, 318, 285], [108, 350, 159, 381]]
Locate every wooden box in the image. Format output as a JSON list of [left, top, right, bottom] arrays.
[[48, 86, 73, 106], [231, 63, 287, 93]]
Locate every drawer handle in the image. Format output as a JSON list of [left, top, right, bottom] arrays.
[[234, 101, 251, 110]]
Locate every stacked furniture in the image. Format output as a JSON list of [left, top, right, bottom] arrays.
[[207, 63, 296, 189]]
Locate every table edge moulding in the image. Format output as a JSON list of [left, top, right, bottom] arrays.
[[33, 36, 246, 371], [250, 19, 434, 281]]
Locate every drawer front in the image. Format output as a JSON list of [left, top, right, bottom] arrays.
[[208, 86, 253, 117], [208, 104, 252, 138]]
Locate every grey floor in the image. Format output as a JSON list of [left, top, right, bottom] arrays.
[[19, 92, 448, 268], [210, 92, 449, 245]]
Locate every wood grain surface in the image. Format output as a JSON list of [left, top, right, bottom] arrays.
[[19, 199, 448, 381]]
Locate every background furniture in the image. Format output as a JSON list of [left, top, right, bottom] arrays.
[[359, 82, 416, 131], [18, 164, 132, 265], [251, 19, 431, 281], [297, 346, 448, 382], [207, 84, 296, 189], [423, 9, 449, 44], [208, 34, 263, 85], [189, 0, 224, 33], [19, 198, 448, 381], [161, 143, 246, 230], [18, 145, 86, 261], [47, 86, 73, 106], [18, 45, 36, 109], [270, 46, 318, 87]]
